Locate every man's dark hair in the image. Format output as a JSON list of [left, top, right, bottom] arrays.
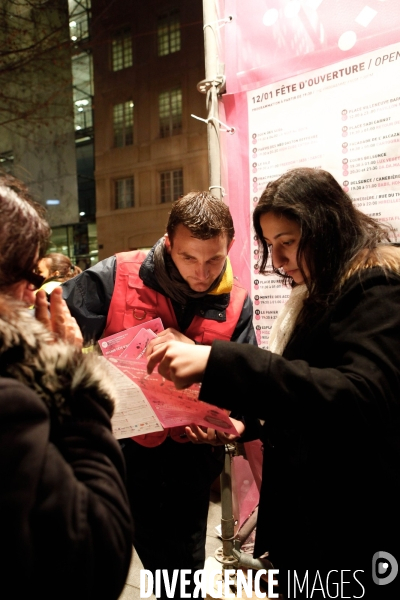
[[167, 191, 235, 244]]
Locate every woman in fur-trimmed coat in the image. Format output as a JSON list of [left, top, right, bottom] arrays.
[[0, 296, 133, 600]]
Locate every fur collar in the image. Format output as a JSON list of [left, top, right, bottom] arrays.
[[0, 295, 116, 419], [342, 244, 400, 283]]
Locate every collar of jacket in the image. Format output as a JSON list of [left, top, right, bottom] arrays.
[[341, 244, 400, 285], [0, 295, 116, 420]]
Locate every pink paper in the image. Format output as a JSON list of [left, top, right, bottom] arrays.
[[108, 356, 238, 436], [98, 318, 164, 357], [120, 328, 157, 360]]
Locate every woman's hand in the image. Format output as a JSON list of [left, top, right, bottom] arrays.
[[185, 418, 245, 446], [146, 340, 210, 389], [35, 287, 83, 349]]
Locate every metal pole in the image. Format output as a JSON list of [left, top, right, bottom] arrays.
[[202, 0, 225, 199], [201, 10, 268, 582], [219, 444, 236, 562], [215, 443, 238, 594]]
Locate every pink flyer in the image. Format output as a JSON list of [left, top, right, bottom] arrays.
[[119, 328, 157, 360], [98, 318, 164, 357], [107, 356, 238, 437]]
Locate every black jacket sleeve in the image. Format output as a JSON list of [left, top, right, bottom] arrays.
[[62, 256, 116, 344], [0, 377, 133, 600], [227, 293, 259, 438], [230, 293, 257, 345], [199, 270, 400, 432]]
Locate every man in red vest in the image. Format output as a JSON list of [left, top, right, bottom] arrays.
[[63, 191, 256, 598]]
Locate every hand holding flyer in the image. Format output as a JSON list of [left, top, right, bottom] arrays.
[[99, 322, 238, 439], [109, 356, 238, 436], [120, 327, 157, 360], [99, 318, 164, 358]]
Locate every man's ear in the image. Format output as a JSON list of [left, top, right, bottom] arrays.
[[227, 237, 235, 254], [164, 233, 171, 253]]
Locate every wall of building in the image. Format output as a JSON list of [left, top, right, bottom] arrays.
[[0, 0, 79, 227], [91, 0, 208, 259]]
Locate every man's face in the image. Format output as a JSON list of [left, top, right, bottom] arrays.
[[165, 224, 233, 292]]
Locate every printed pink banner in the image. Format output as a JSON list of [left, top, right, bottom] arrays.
[[216, 0, 400, 348]]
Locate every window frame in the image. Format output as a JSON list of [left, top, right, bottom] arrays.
[[115, 176, 135, 209], [113, 101, 134, 147], [111, 28, 133, 72], [160, 168, 183, 204], [158, 86, 182, 138], [157, 8, 181, 57]]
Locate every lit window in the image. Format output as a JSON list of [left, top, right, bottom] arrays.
[[160, 169, 183, 204], [69, 14, 89, 42], [159, 87, 182, 138], [69, 0, 90, 42], [112, 29, 132, 71], [115, 177, 134, 209], [113, 101, 134, 147], [72, 52, 93, 134], [157, 9, 181, 56]]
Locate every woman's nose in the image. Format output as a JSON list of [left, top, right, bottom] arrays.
[[271, 247, 287, 268]]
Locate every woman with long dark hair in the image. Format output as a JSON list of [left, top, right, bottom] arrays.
[[147, 168, 400, 596]]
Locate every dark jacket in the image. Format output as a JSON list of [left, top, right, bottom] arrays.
[[0, 298, 133, 600], [200, 267, 400, 590], [62, 246, 257, 441]]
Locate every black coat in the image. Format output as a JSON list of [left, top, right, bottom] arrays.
[[0, 299, 133, 600], [200, 267, 400, 594]]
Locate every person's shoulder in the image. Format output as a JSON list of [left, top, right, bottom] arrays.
[[338, 265, 400, 310], [345, 246, 400, 287], [40, 280, 61, 294], [62, 256, 117, 292], [347, 265, 400, 287], [231, 278, 250, 296], [230, 279, 252, 313], [87, 255, 117, 274], [0, 377, 48, 418], [116, 249, 149, 266]]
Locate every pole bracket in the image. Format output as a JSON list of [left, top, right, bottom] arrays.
[[197, 74, 226, 95]]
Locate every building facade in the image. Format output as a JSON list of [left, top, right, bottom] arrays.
[[0, 0, 79, 227], [0, 0, 99, 270], [91, 0, 209, 259]]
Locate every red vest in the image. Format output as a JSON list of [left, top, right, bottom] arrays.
[[104, 251, 247, 447]]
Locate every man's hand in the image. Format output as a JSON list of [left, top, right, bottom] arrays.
[[185, 418, 245, 446], [35, 287, 83, 349], [146, 340, 210, 389]]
